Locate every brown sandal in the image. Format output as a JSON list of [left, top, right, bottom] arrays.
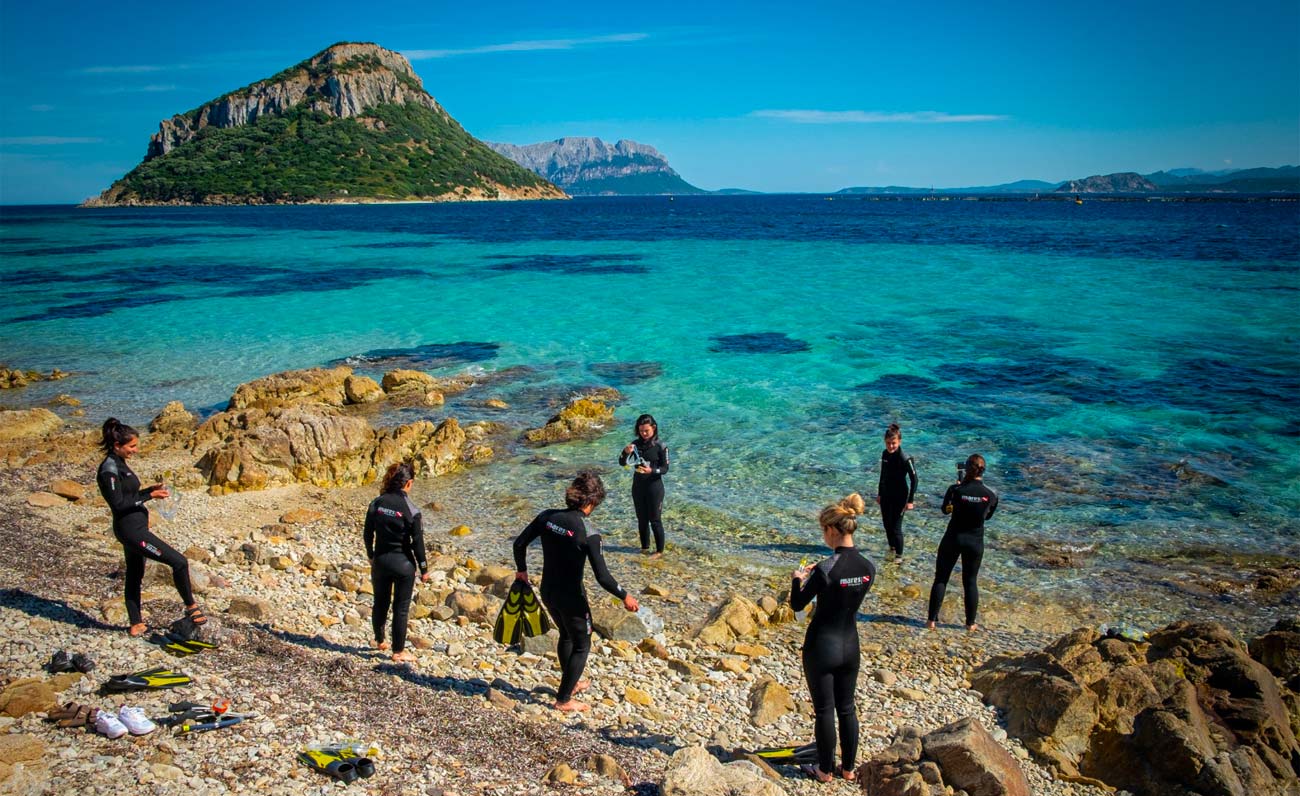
[[49, 702, 96, 728]]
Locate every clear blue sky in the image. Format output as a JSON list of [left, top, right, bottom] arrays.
[[2, 0, 1297, 202]]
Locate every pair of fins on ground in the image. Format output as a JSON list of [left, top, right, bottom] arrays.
[[102, 665, 193, 692], [298, 743, 377, 784], [151, 616, 219, 657], [492, 580, 551, 645], [157, 700, 253, 733]]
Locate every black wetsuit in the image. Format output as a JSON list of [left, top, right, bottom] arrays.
[[97, 453, 193, 626], [513, 508, 628, 702], [790, 546, 875, 774], [876, 448, 918, 556], [928, 480, 999, 627], [619, 438, 669, 552], [364, 491, 428, 654]]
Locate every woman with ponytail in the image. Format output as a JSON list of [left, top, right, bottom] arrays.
[[96, 418, 203, 637], [364, 461, 429, 663], [790, 494, 876, 783], [927, 454, 999, 632]]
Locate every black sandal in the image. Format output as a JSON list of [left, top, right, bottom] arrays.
[[185, 605, 208, 625]]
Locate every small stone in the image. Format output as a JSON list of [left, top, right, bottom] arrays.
[[449, 525, 472, 537], [485, 398, 509, 409], [25, 492, 63, 508], [624, 687, 653, 706], [873, 668, 898, 686], [49, 479, 85, 500], [644, 584, 671, 597], [732, 643, 770, 659], [280, 508, 323, 525], [227, 595, 272, 620], [301, 552, 326, 571], [891, 687, 926, 701], [268, 555, 293, 571], [543, 763, 579, 784], [638, 638, 669, 659], [901, 584, 922, 599]]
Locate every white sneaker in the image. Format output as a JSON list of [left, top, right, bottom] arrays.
[[95, 709, 128, 739], [117, 705, 156, 736]]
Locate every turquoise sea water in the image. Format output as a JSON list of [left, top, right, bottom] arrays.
[[2, 197, 1298, 622]]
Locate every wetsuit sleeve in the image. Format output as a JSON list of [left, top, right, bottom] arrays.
[[363, 501, 377, 559], [985, 490, 999, 520], [876, 454, 885, 499], [655, 444, 669, 475], [906, 457, 918, 503], [585, 535, 627, 599], [512, 515, 544, 572], [790, 565, 828, 612], [618, 445, 630, 466], [941, 485, 956, 516], [409, 511, 427, 574], [97, 461, 144, 514]]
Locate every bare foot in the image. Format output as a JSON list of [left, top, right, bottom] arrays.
[[966, 623, 980, 633], [841, 768, 857, 781], [392, 650, 416, 663], [799, 764, 832, 783], [554, 699, 590, 713], [572, 679, 591, 695], [375, 640, 391, 651], [647, 552, 663, 561], [128, 623, 148, 638], [926, 620, 937, 630]]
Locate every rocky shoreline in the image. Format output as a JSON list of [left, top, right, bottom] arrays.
[[2, 366, 1297, 795]]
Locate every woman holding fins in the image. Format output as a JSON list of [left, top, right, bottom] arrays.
[[364, 462, 430, 663], [927, 454, 999, 632], [790, 494, 875, 782], [619, 414, 670, 558], [97, 418, 205, 637], [513, 471, 639, 712], [875, 423, 918, 565]]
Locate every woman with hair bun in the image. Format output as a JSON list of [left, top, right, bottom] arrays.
[[790, 493, 876, 783], [618, 413, 670, 558], [874, 423, 917, 565], [364, 461, 429, 663], [927, 454, 999, 632], [96, 418, 203, 637]]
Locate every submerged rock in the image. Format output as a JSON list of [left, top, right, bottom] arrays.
[[522, 391, 620, 445]]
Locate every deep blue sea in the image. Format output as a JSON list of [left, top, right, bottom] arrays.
[[3, 196, 1298, 622]]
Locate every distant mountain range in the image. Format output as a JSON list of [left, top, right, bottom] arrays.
[[837, 166, 1299, 195], [487, 137, 706, 196]]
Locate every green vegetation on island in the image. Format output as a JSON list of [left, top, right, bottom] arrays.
[[103, 104, 552, 204]]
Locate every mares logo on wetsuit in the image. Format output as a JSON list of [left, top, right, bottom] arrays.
[[545, 521, 575, 537], [377, 506, 404, 518], [140, 541, 162, 556], [960, 495, 989, 503], [838, 576, 869, 588]]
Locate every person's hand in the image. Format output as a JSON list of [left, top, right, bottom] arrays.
[[905, 502, 914, 511], [420, 572, 431, 584], [149, 486, 170, 500], [874, 495, 881, 505], [793, 564, 813, 582], [623, 443, 635, 455], [516, 571, 530, 585], [636, 464, 651, 474], [623, 594, 639, 612]]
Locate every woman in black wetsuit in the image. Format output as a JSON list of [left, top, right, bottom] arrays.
[[364, 462, 430, 663], [790, 493, 876, 783], [874, 423, 918, 565], [927, 453, 999, 632], [618, 414, 670, 558], [96, 418, 204, 637]]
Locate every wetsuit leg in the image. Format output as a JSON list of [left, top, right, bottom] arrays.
[[633, 480, 666, 552], [371, 561, 394, 645], [544, 594, 592, 702], [927, 535, 960, 623], [803, 651, 839, 774], [880, 499, 905, 556], [959, 538, 984, 627], [833, 662, 860, 771], [386, 556, 416, 652], [117, 531, 146, 626], [117, 523, 195, 612]]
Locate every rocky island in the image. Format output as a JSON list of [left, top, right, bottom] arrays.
[[84, 43, 564, 206], [488, 137, 706, 196]]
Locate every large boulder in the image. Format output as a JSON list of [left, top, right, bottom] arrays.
[[1251, 618, 1300, 691], [747, 678, 796, 726], [972, 621, 1300, 796], [381, 369, 436, 394], [344, 374, 383, 405], [227, 366, 352, 411], [590, 596, 651, 642], [195, 406, 375, 492], [522, 391, 621, 446], [659, 746, 786, 796], [921, 717, 1031, 796], [694, 595, 768, 647], [0, 409, 62, 441], [149, 401, 197, 437], [371, 418, 466, 478]]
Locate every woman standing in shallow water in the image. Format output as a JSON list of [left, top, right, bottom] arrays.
[[364, 462, 430, 664], [875, 423, 918, 565], [927, 453, 999, 631], [619, 413, 670, 558], [790, 493, 875, 783], [96, 418, 205, 637]]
